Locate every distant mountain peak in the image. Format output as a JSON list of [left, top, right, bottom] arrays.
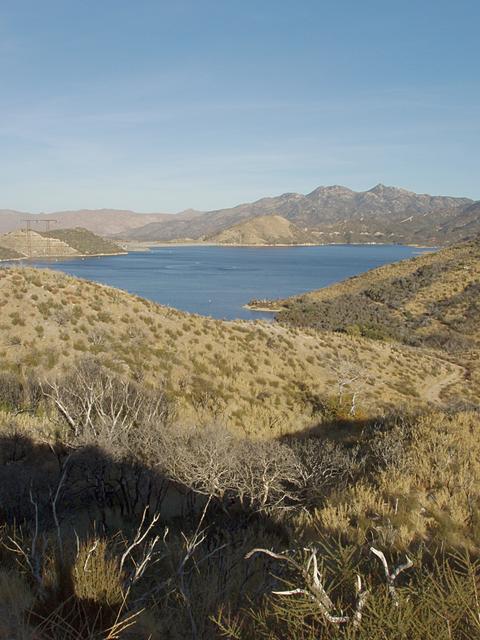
[[368, 183, 414, 196], [307, 184, 354, 197], [279, 192, 301, 199]]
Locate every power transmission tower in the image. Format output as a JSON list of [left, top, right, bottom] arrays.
[[22, 219, 58, 258]]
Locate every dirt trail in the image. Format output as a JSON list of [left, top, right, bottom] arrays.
[[423, 367, 465, 404], [262, 320, 468, 407]]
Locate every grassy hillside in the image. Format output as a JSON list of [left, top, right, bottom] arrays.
[[253, 238, 480, 350], [0, 262, 479, 637], [207, 214, 313, 245], [0, 229, 79, 258], [39, 227, 126, 255], [249, 238, 480, 411], [0, 267, 471, 437], [0, 227, 126, 258]]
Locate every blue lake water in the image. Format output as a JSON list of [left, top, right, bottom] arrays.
[[30, 245, 431, 320]]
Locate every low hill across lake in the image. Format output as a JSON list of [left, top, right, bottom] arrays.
[[0, 227, 126, 259], [0, 245, 23, 261], [38, 227, 127, 256], [207, 214, 314, 245]]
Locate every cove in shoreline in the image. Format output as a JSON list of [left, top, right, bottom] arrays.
[[27, 244, 434, 321]]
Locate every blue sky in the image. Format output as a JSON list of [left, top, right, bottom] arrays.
[[1, 0, 479, 212]]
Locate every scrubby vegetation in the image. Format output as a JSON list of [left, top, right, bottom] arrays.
[[39, 227, 126, 256], [0, 245, 23, 260], [250, 238, 480, 410], [1, 266, 471, 436], [0, 238, 478, 637], [0, 227, 126, 259], [272, 237, 480, 354], [0, 362, 478, 638]]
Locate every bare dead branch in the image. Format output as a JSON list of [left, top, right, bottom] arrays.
[[370, 546, 413, 606], [83, 539, 100, 573], [246, 546, 368, 626], [119, 506, 162, 584]]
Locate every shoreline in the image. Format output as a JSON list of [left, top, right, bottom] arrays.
[[243, 304, 279, 313], [0, 256, 24, 263], [123, 240, 439, 250], [0, 250, 128, 264]]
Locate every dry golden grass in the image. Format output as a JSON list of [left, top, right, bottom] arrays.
[[0, 229, 79, 258], [207, 214, 312, 245], [253, 237, 480, 406], [1, 245, 479, 638], [271, 239, 480, 312], [0, 266, 470, 437], [73, 540, 124, 606], [297, 410, 480, 552], [0, 228, 125, 259]]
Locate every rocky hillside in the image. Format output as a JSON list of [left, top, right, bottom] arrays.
[[3, 185, 478, 246], [0, 227, 126, 258], [207, 214, 313, 245], [121, 184, 477, 244]]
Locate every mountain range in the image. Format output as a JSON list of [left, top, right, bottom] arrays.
[[1, 184, 478, 246], [0, 208, 202, 236]]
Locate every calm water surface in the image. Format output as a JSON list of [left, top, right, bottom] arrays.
[[30, 245, 430, 320]]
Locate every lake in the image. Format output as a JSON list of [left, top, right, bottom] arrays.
[[30, 245, 431, 320]]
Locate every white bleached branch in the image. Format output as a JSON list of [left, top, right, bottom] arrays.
[[370, 546, 413, 606], [246, 546, 368, 626]]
